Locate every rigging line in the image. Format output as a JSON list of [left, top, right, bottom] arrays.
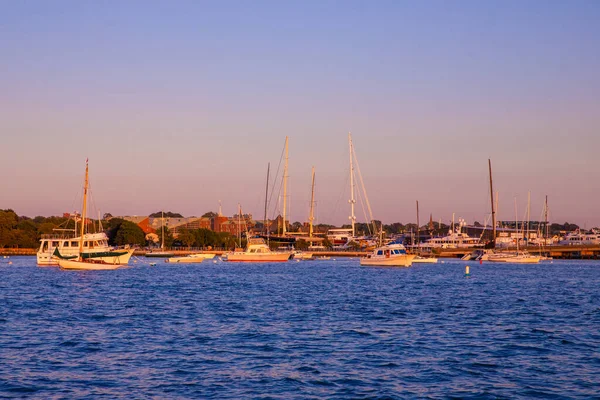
[[267, 141, 286, 217], [351, 142, 376, 234], [331, 167, 350, 225]]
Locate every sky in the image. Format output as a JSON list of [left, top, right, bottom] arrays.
[[1, 1, 599, 227]]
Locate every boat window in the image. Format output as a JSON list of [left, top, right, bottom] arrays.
[[42, 242, 48, 252], [52, 241, 59, 247], [84, 241, 89, 247], [377, 250, 383, 256], [71, 241, 78, 247], [63, 241, 69, 247]]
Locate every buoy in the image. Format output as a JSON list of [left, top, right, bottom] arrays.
[[465, 265, 470, 276]]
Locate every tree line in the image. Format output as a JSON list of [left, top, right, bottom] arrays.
[[0, 209, 590, 249]]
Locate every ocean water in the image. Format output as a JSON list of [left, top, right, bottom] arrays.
[[0, 256, 599, 399]]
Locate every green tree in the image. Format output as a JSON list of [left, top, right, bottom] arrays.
[[178, 229, 196, 247], [113, 221, 146, 246]]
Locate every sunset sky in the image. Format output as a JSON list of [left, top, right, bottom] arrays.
[[1, 1, 599, 227]]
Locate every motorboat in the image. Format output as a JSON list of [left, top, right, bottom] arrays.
[[360, 243, 415, 267]]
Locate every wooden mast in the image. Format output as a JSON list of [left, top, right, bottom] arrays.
[[488, 159, 496, 248], [348, 132, 356, 237], [282, 136, 289, 236], [544, 195, 549, 246], [78, 159, 89, 261], [309, 166, 315, 238]]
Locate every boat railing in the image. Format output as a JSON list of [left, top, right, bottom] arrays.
[[40, 233, 76, 240]]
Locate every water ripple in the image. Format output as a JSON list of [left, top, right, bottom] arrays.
[[0, 258, 599, 398]]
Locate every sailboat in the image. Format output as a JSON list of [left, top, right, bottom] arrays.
[[58, 160, 134, 270], [259, 136, 296, 244], [222, 204, 292, 262], [487, 197, 540, 264], [145, 211, 175, 257]]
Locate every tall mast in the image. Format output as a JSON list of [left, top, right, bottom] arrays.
[[263, 163, 270, 235], [514, 197, 519, 253], [309, 166, 315, 238], [416, 200, 420, 246], [488, 159, 496, 248], [78, 159, 89, 260], [348, 132, 356, 237], [161, 210, 165, 250], [237, 204, 241, 247], [527, 191, 531, 247], [544, 195, 549, 246], [282, 136, 289, 236]]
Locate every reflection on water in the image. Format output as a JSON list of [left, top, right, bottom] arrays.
[[1, 257, 599, 398]]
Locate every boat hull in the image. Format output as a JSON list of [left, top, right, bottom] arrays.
[[39, 249, 134, 266], [145, 252, 175, 258], [224, 253, 292, 262], [166, 256, 207, 264], [412, 257, 438, 263], [58, 259, 124, 270], [360, 254, 416, 267]]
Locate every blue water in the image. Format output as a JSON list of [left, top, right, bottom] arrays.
[[1, 257, 599, 399]]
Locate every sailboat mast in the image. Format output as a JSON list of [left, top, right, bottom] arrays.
[[488, 159, 496, 248], [237, 204, 241, 247], [527, 191, 531, 247], [514, 197, 519, 253], [282, 136, 289, 236], [544, 195, 549, 246], [309, 166, 315, 238], [263, 163, 270, 235], [348, 133, 356, 237], [161, 211, 165, 250], [78, 159, 89, 260], [416, 200, 420, 246]]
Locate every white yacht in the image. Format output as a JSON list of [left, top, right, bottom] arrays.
[[558, 230, 600, 246], [360, 243, 415, 267], [37, 232, 133, 266]]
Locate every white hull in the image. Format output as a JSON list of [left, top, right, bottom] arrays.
[[38, 248, 134, 266], [293, 252, 314, 260], [486, 253, 541, 263], [58, 259, 124, 270], [360, 254, 415, 267], [412, 256, 438, 264], [224, 253, 292, 262], [166, 255, 210, 263]]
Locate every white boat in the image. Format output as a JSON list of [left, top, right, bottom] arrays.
[[292, 250, 314, 260], [37, 232, 133, 266], [360, 243, 416, 267], [146, 211, 174, 257], [57, 160, 131, 270], [486, 251, 541, 263], [558, 229, 600, 246], [166, 253, 215, 263], [412, 255, 438, 263], [223, 237, 292, 262], [421, 231, 481, 249]]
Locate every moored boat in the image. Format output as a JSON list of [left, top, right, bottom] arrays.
[[360, 243, 415, 267], [166, 253, 215, 263], [38, 232, 133, 266], [223, 237, 292, 262], [57, 160, 130, 270]]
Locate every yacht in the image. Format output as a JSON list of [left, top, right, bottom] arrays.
[[360, 243, 415, 267], [558, 230, 600, 246], [223, 237, 292, 262], [38, 232, 133, 266]]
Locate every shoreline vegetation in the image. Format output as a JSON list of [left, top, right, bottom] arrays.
[[0, 208, 594, 255]]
